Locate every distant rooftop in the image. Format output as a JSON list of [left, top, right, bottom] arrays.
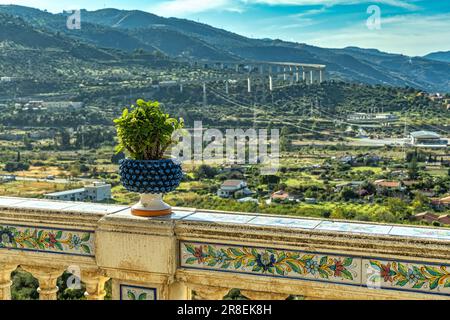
[[410, 131, 441, 139], [45, 188, 86, 197]]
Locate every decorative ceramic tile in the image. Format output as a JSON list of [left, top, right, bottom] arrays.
[[182, 212, 256, 224], [389, 226, 450, 241], [120, 285, 156, 300], [0, 224, 95, 256], [8, 200, 77, 211], [180, 242, 361, 285], [0, 197, 27, 207], [62, 203, 128, 215], [249, 216, 321, 229], [362, 259, 450, 295], [315, 221, 392, 235]]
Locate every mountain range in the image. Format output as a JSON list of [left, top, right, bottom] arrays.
[[0, 5, 450, 93]]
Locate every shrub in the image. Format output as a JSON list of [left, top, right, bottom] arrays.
[[114, 99, 184, 160]]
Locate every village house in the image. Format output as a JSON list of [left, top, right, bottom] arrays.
[[217, 180, 252, 198], [374, 179, 403, 191], [45, 182, 111, 202], [431, 195, 450, 209], [269, 190, 299, 203], [334, 181, 364, 192], [414, 211, 450, 226], [437, 214, 450, 225], [413, 212, 439, 224]]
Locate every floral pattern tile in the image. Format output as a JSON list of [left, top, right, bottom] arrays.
[[0, 224, 95, 256], [316, 221, 392, 235], [389, 226, 450, 241], [249, 216, 321, 229], [182, 212, 256, 224], [363, 259, 450, 295], [180, 242, 361, 284], [120, 285, 156, 300]]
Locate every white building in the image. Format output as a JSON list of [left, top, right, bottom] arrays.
[[410, 131, 448, 148], [45, 182, 111, 202], [217, 180, 252, 198]]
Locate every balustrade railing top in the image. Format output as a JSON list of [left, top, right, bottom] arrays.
[[0, 196, 449, 300]]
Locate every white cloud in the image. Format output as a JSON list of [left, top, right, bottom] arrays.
[[150, 0, 419, 18], [247, 0, 418, 10], [300, 12, 450, 56], [150, 0, 240, 17]]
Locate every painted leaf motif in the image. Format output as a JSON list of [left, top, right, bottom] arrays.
[[81, 233, 91, 242], [55, 231, 63, 239], [185, 257, 198, 265], [184, 244, 196, 255], [425, 266, 442, 277], [369, 260, 382, 271], [318, 269, 329, 279], [429, 278, 440, 290], [396, 279, 408, 287], [231, 248, 243, 256], [275, 265, 285, 276], [319, 256, 328, 266], [341, 269, 353, 281], [277, 252, 286, 263], [343, 258, 353, 267], [138, 293, 147, 300], [127, 291, 136, 300], [286, 261, 301, 274], [397, 263, 408, 276], [81, 244, 91, 254]]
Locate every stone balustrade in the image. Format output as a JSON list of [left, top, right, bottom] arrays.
[[0, 196, 449, 300]]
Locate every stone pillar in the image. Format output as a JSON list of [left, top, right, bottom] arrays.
[[319, 69, 324, 83], [169, 281, 192, 300], [21, 266, 63, 300], [0, 264, 17, 300], [82, 271, 109, 300]]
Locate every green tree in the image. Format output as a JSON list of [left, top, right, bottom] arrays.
[[408, 155, 419, 180]]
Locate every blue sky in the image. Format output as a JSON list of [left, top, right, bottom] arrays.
[[1, 0, 449, 56]]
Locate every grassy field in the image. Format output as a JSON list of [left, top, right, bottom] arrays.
[[0, 181, 83, 198]]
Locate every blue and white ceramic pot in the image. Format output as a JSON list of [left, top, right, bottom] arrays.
[[119, 158, 183, 216]]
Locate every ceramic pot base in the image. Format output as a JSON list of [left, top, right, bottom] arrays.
[[131, 193, 172, 217], [131, 207, 172, 217]]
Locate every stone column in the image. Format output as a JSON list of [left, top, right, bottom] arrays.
[[82, 271, 109, 300], [0, 264, 17, 300], [169, 281, 192, 300], [21, 266, 63, 300]]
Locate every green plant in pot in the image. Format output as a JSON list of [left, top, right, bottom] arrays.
[[114, 99, 184, 217]]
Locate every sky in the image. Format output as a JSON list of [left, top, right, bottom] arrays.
[[0, 0, 449, 56]]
